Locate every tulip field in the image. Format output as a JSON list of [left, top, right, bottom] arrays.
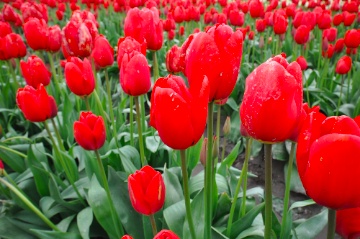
[[0, 0, 360, 238]]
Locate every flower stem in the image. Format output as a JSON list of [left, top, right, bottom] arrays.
[[47, 52, 63, 101], [105, 68, 118, 143], [327, 209, 336, 239], [129, 96, 134, 146], [180, 149, 196, 239], [204, 101, 214, 239], [216, 105, 221, 159], [336, 75, 344, 116], [0, 177, 61, 231], [240, 138, 253, 218], [135, 96, 146, 166], [149, 214, 158, 236], [226, 137, 252, 236], [152, 51, 159, 82], [280, 142, 296, 239], [94, 150, 124, 237], [50, 118, 65, 151], [0, 145, 27, 158], [264, 143, 273, 239], [84, 96, 91, 111]]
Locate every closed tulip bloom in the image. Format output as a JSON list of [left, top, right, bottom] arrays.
[[47, 25, 62, 52], [20, 2, 48, 23], [0, 22, 12, 38], [317, 12, 331, 29], [322, 27, 337, 42], [20, 55, 51, 88], [2, 4, 22, 26], [294, 25, 310, 45], [73, 112, 106, 150], [229, 10, 244, 27], [0, 33, 27, 60], [293, 11, 316, 30], [121, 236, 134, 239], [182, 24, 243, 102], [240, 54, 303, 143], [91, 35, 114, 68], [117, 36, 147, 68], [335, 55, 352, 75], [150, 75, 209, 150], [23, 18, 48, 51], [249, 0, 264, 18], [16, 84, 57, 122], [297, 115, 360, 209], [344, 29, 360, 49], [62, 20, 93, 58], [296, 56, 307, 70], [120, 51, 151, 96], [273, 13, 287, 35], [336, 208, 360, 239], [65, 57, 95, 96], [124, 7, 163, 51], [166, 45, 183, 74], [332, 13, 343, 26], [128, 166, 165, 215], [255, 19, 266, 33], [153, 230, 180, 239]]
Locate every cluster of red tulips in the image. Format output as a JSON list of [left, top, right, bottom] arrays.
[[0, 0, 359, 238]]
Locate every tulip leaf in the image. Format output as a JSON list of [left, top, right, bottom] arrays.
[[77, 207, 93, 239], [0, 217, 38, 239], [163, 167, 184, 208], [186, 136, 203, 173], [284, 164, 305, 195], [163, 200, 186, 238], [272, 142, 289, 161], [229, 111, 241, 143], [226, 98, 239, 112], [291, 209, 328, 239], [251, 140, 263, 158], [145, 136, 161, 153], [40, 197, 69, 218], [48, 177, 82, 212], [30, 229, 82, 239], [0, 143, 26, 172], [183, 189, 205, 239], [218, 140, 241, 176], [189, 171, 229, 197], [235, 225, 264, 239], [289, 199, 315, 211]]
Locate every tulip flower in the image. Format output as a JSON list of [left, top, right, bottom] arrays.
[[64, 57, 95, 96], [128, 166, 165, 215], [73, 112, 106, 151], [23, 18, 48, 51], [255, 19, 266, 33], [150, 75, 209, 150], [296, 56, 307, 71], [240, 54, 303, 143], [166, 45, 183, 74], [297, 115, 360, 210], [335, 55, 352, 75], [20, 55, 51, 88], [91, 35, 114, 68], [322, 28, 337, 42], [273, 12, 287, 35], [293, 11, 316, 30], [20, 2, 48, 23], [317, 12, 331, 29], [121, 236, 134, 239], [62, 20, 93, 58], [47, 25, 62, 52], [181, 24, 243, 102], [2, 4, 22, 26], [0, 33, 27, 60], [0, 22, 12, 38], [344, 29, 360, 49], [16, 84, 57, 122], [248, 0, 264, 18], [294, 25, 310, 45], [336, 208, 360, 239], [229, 10, 244, 26], [332, 13, 343, 26], [119, 51, 151, 96], [153, 230, 180, 239], [343, 11, 356, 26]]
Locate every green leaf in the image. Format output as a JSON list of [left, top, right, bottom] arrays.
[[230, 202, 265, 238], [163, 200, 186, 238], [235, 225, 264, 239], [30, 230, 82, 239], [186, 137, 203, 173], [163, 167, 184, 208], [226, 98, 239, 112], [218, 141, 241, 176], [189, 171, 229, 196], [145, 136, 161, 153], [87, 175, 121, 239], [77, 207, 93, 239], [285, 164, 305, 195], [272, 143, 289, 161], [0, 217, 38, 239], [118, 145, 140, 172], [251, 140, 263, 158], [0, 143, 26, 172], [289, 199, 316, 211], [183, 190, 205, 239], [57, 215, 76, 232], [292, 209, 328, 239]]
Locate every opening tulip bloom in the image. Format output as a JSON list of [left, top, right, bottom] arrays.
[[128, 166, 165, 215], [16, 84, 57, 122], [150, 75, 209, 150], [296, 114, 360, 210], [64, 57, 95, 96], [335, 55, 352, 75], [240, 54, 303, 143], [73, 112, 105, 151], [20, 55, 51, 88], [336, 207, 360, 239], [62, 20, 93, 58], [117, 36, 147, 69], [153, 230, 180, 239]]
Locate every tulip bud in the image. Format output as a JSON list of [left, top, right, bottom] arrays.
[[121, 236, 134, 239], [0, 160, 4, 176], [212, 136, 218, 159], [335, 55, 352, 75], [223, 117, 231, 136], [20, 55, 51, 88], [153, 230, 180, 239]]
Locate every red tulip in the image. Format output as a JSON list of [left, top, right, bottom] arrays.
[[168, 29, 175, 40], [0, 33, 27, 60], [336, 208, 360, 239], [121, 236, 134, 239], [65, 57, 95, 96], [273, 13, 287, 35], [316, 12, 331, 29], [62, 20, 93, 58], [332, 13, 343, 26], [342, 1, 359, 13], [322, 27, 337, 42], [120, 51, 151, 96], [293, 11, 316, 30], [0, 160, 3, 174], [0, 22, 12, 38], [296, 115, 360, 209], [117, 36, 147, 68], [16, 84, 57, 122], [124, 7, 163, 51], [150, 75, 209, 150], [322, 43, 334, 58], [296, 56, 307, 70], [229, 10, 244, 27], [166, 45, 183, 74], [23, 18, 48, 51], [179, 25, 185, 36], [249, 0, 264, 18], [343, 11, 356, 26], [20, 55, 51, 88], [47, 25, 62, 52], [153, 230, 180, 239], [181, 24, 243, 102], [173, 5, 185, 23], [2, 4, 22, 26], [255, 19, 266, 33], [334, 38, 345, 53], [91, 35, 114, 68], [248, 31, 255, 40], [73, 112, 106, 150], [20, 2, 48, 23], [335, 55, 352, 75], [344, 29, 360, 49], [240, 54, 303, 143], [294, 25, 310, 45], [128, 166, 165, 215]]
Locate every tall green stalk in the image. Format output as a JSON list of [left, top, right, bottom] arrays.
[[204, 102, 214, 239], [264, 144, 273, 239], [135, 96, 146, 166], [152, 51, 160, 82], [149, 214, 158, 236], [180, 150, 196, 239], [336, 75, 345, 116], [327, 209, 336, 239], [105, 69, 118, 142], [47, 52, 63, 101], [240, 138, 253, 218], [129, 96, 134, 146]]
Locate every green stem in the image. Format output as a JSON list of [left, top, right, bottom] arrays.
[[264, 144, 273, 239], [149, 214, 158, 237], [216, 105, 221, 157], [140, 95, 146, 132], [204, 102, 214, 239], [180, 150, 196, 239], [336, 75, 344, 116], [94, 150, 124, 237], [129, 96, 134, 146], [7, 61, 20, 92], [105, 68, 117, 142], [84, 96, 91, 111], [304, 72, 311, 105], [0, 145, 27, 158], [220, 139, 226, 162], [227, 137, 253, 236], [280, 142, 296, 239], [93, 90, 110, 122], [0, 177, 61, 231], [47, 52, 63, 101], [327, 209, 336, 239], [135, 96, 146, 166], [152, 51, 160, 82], [50, 118, 65, 151], [240, 138, 253, 218]]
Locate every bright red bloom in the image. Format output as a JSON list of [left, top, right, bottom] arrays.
[[182, 24, 243, 102], [248, 31, 254, 40], [334, 38, 344, 53], [20, 1, 48, 23], [296, 56, 307, 70], [229, 10, 244, 27], [294, 25, 310, 45], [336, 208, 360, 239], [128, 166, 165, 215], [173, 5, 185, 23], [120, 51, 151, 96], [166, 45, 182, 74], [332, 13, 343, 26], [150, 75, 209, 150], [2, 4, 22, 26], [255, 19, 266, 33], [0, 33, 27, 60], [121, 236, 134, 239], [249, 0, 264, 18], [240, 54, 303, 143], [0, 160, 3, 173], [342, 1, 359, 13], [316, 11, 331, 29], [16, 84, 57, 122], [293, 11, 316, 30], [124, 7, 163, 51], [322, 43, 334, 58], [179, 25, 185, 36], [91, 35, 114, 68], [343, 11, 356, 26], [0, 22, 12, 38], [73, 112, 106, 150], [20, 55, 51, 88], [273, 13, 287, 35], [335, 55, 352, 75], [65, 57, 95, 96], [344, 29, 360, 49], [153, 230, 180, 239], [322, 28, 337, 42], [117, 36, 147, 68], [62, 20, 93, 58], [23, 18, 48, 51], [296, 115, 360, 210]]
